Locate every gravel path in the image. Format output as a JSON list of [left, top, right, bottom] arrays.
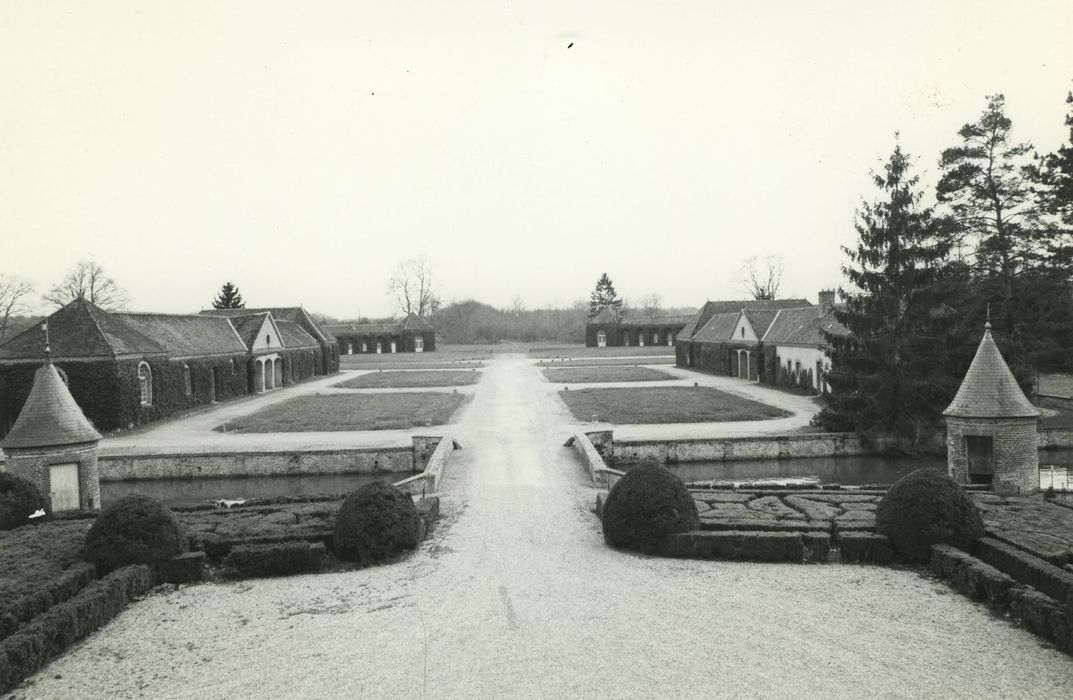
[[13, 356, 1073, 698]]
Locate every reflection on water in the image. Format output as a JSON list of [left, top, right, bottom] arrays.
[[658, 448, 1073, 490], [99, 472, 411, 508]]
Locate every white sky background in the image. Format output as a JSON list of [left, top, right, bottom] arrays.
[[2, 1, 1071, 319]]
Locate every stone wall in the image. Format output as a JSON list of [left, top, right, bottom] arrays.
[[5, 442, 100, 512], [613, 432, 884, 465], [99, 447, 413, 481], [946, 416, 1039, 496]]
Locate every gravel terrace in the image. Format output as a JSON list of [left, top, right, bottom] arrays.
[[13, 356, 1073, 699]]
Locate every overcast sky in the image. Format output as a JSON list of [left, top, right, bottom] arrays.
[[2, 1, 1071, 319]]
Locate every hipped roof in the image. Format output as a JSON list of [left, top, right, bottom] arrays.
[[1, 362, 101, 449], [679, 298, 812, 340], [943, 325, 1040, 418]]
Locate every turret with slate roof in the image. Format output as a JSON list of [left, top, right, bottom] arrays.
[[944, 320, 1040, 495], [1, 331, 102, 512]]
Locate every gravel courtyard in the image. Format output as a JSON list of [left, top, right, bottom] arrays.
[[16, 357, 1073, 699]]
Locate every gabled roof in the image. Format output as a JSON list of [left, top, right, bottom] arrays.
[[679, 298, 812, 340], [740, 309, 781, 340], [276, 319, 319, 348], [201, 307, 334, 342], [228, 313, 272, 349], [691, 312, 741, 344], [944, 324, 1040, 419], [325, 315, 434, 337], [1, 362, 102, 449], [620, 314, 693, 328], [0, 298, 158, 360], [109, 312, 248, 357], [762, 306, 849, 346]]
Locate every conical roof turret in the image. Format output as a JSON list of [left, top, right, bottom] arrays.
[[943, 323, 1040, 419], [1, 363, 102, 449]]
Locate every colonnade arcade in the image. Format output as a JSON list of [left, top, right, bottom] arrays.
[[253, 353, 282, 393]]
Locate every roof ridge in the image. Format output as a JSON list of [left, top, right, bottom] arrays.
[[77, 299, 119, 359]]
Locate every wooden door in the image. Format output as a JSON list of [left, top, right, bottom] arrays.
[[966, 436, 994, 484], [49, 463, 80, 512]]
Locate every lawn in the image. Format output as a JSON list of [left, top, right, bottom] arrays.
[[335, 370, 481, 389], [538, 357, 676, 367], [530, 345, 675, 359], [218, 393, 467, 432], [340, 360, 484, 371], [558, 386, 786, 424], [1039, 373, 1073, 397], [543, 366, 676, 384]]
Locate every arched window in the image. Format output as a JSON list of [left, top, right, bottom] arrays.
[[183, 364, 192, 396], [138, 362, 153, 406], [230, 358, 236, 374]]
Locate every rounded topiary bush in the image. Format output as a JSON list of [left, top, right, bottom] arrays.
[[333, 482, 419, 564], [601, 461, 699, 553], [84, 494, 188, 575], [876, 468, 985, 563], [0, 472, 48, 530]]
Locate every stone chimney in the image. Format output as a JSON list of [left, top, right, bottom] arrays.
[[1, 361, 103, 513], [818, 290, 836, 315]]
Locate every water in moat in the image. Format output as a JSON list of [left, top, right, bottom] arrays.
[[99, 471, 412, 508], [660, 449, 1073, 490]]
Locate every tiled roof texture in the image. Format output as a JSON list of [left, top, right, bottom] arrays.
[[943, 326, 1040, 419], [276, 320, 319, 348], [228, 313, 270, 349], [679, 298, 812, 340], [619, 314, 693, 328], [201, 307, 334, 342], [326, 316, 434, 336], [763, 307, 849, 346], [691, 312, 741, 343], [110, 312, 248, 357], [1, 362, 101, 449], [0, 299, 125, 359], [740, 309, 781, 339]]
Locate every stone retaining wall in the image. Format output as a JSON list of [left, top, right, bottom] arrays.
[[99, 446, 414, 481], [613, 432, 880, 465]]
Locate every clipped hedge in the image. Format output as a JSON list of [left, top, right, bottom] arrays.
[[838, 532, 895, 565], [602, 462, 699, 553], [973, 537, 1073, 605], [929, 544, 1019, 610], [0, 562, 96, 643], [224, 541, 326, 578], [84, 494, 188, 575], [876, 468, 985, 563], [0, 472, 48, 531], [0, 565, 152, 694], [334, 483, 420, 564], [659, 530, 809, 562]]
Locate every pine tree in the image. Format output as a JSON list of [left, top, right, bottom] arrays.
[[212, 282, 245, 309], [588, 273, 623, 320], [826, 143, 961, 447], [936, 94, 1044, 336], [1037, 89, 1073, 265]]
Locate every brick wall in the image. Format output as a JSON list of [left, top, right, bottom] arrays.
[[5, 442, 100, 512], [946, 416, 1039, 496]]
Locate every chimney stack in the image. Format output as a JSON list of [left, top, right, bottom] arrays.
[[818, 290, 835, 315]]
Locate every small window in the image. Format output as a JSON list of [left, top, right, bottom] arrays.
[[266, 334, 272, 346], [183, 364, 192, 396], [741, 327, 745, 338], [415, 336, 424, 352], [230, 358, 236, 374], [361, 341, 367, 352], [138, 362, 153, 406]]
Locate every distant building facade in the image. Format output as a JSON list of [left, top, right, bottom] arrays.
[[0, 300, 338, 437], [326, 316, 436, 355], [675, 292, 847, 393], [585, 311, 692, 348]]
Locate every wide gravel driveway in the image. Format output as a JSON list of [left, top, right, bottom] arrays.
[[16, 357, 1073, 698]]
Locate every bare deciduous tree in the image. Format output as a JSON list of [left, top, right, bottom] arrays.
[[740, 255, 785, 300], [0, 273, 35, 340], [637, 293, 663, 315], [43, 259, 128, 310], [388, 256, 438, 318]]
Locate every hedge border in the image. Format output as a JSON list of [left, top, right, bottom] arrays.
[[224, 541, 326, 578], [0, 562, 96, 643], [0, 565, 152, 694], [973, 537, 1073, 606]]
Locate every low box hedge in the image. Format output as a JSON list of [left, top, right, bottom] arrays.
[[929, 544, 1019, 610], [697, 519, 831, 534], [0, 562, 96, 643], [153, 552, 206, 585], [1008, 587, 1065, 643], [838, 532, 895, 565], [659, 531, 806, 562], [974, 537, 1073, 605], [0, 565, 152, 694], [224, 541, 326, 578]]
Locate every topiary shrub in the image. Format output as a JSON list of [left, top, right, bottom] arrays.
[[83, 494, 188, 575], [333, 482, 419, 564], [876, 468, 985, 564], [0, 473, 48, 530], [601, 461, 699, 553]]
